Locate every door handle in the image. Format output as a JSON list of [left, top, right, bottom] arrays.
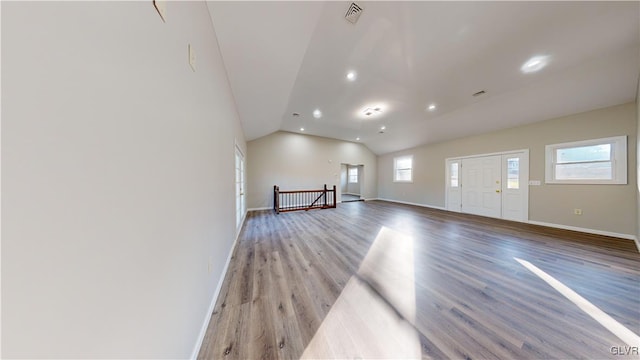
[[496, 190, 501, 193]]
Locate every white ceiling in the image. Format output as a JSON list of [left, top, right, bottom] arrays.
[[207, 1, 639, 155]]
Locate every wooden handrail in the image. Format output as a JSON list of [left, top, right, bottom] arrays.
[[277, 189, 330, 194]]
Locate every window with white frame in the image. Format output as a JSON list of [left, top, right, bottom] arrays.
[[545, 136, 627, 184], [394, 155, 413, 182], [348, 167, 358, 183]]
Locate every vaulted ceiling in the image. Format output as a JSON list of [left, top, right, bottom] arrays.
[[206, 1, 639, 155]]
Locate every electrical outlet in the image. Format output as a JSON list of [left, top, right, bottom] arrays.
[[574, 208, 583, 215], [153, 1, 167, 22]]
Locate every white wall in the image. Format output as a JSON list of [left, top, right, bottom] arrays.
[[340, 164, 348, 193], [247, 132, 377, 209], [2, 2, 245, 358], [379, 102, 637, 238], [636, 73, 640, 248]]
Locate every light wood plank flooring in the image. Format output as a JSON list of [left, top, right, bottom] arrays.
[[198, 200, 640, 359]]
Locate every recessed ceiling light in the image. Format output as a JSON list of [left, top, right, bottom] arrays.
[[521, 55, 550, 73], [380, 125, 386, 130], [300, 127, 305, 132], [356, 137, 360, 141], [346, 71, 357, 81], [428, 104, 436, 111], [313, 109, 322, 118]]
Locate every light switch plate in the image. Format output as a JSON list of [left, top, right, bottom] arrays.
[[153, 1, 167, 22], [189, 44, 196, 72], [529, 180, 541, 186]]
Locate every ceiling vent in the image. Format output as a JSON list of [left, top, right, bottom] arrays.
[[472, 90, 487, 97], [345, 3, 364, 24]]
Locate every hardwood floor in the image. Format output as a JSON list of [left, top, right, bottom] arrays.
[[198, 200, 640, 359], [341, 194, 362, 202]]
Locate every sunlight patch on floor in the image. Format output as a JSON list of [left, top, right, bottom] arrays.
[[301, 227, 421, 359], [515, 257, 640, 347]]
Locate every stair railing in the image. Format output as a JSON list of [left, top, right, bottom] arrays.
[[273, 184, 337, 214]]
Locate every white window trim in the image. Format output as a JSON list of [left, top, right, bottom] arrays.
[[393, 155, 413, 183], [545, 136, 627, 185]]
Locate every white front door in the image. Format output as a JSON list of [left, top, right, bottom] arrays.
[[501, 152, 529, 222], [447, 150, 529, 222], [446, 159, 462, 212], [461, 155, 502, 218]]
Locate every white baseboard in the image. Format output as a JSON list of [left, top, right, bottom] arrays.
[[377, 198, 446, 211], [528, 220, 638, 243], [377, 200, 638, 251], [190, 213, 246, 359], [247, 206, 271, 212]]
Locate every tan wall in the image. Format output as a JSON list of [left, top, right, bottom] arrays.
[[379, 102, 637, 237], [247, 132, 377, 208], [2, 2, 245, 358]]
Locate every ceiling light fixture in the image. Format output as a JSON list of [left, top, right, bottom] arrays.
[[346, 71, 357, 81], [356, 103, 388, 119], [356, 137, 360, 141], [380, 126, 386, 130], [313, 109, 322, 118], [428, 104, 437, 111], [521, 55, 550, 73], [363, 107, 382, 116], [300, 127, 305, 132]]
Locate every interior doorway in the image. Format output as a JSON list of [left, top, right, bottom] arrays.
[[340, 164, 364, 202], [446, 150, 529, 222]]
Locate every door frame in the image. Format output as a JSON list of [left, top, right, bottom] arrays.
[[234, 144, 246, 234], [445, 149, 529, 222], [445, 158, 462, 213], [501, 151, 529, 222], [340, 163, 364, 202]]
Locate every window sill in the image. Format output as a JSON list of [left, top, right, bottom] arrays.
[[545, 179, 627, 185]]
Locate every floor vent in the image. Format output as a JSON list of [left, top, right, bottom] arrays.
[[345, 3, 364, 24]]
